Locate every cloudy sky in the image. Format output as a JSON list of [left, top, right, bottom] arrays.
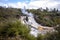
[[0, 0, 60, 9]]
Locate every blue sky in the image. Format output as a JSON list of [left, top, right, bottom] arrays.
[[0, 0, 30, 4], [0, 0, 60, 9]]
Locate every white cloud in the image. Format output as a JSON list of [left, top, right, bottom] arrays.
[[0, 0, 60, 9], [28, 0, 60, 9], [0, 2, 27, 8]]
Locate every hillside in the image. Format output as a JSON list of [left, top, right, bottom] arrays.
[[0, 6, 60, 40]]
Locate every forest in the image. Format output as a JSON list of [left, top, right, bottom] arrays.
[[0, 6, 60, 40]]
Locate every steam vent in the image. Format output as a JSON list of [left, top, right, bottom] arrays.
[[21, 7, 55, 37]]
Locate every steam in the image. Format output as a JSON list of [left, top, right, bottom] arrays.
[[21, 7, 33, 17]]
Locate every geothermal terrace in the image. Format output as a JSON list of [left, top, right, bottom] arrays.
[[20, 7, 55, 37]]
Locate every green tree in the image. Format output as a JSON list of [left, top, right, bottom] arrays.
[[37, 34, 45, 40]]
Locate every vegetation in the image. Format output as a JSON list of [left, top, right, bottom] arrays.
[[27, 7, 60, 27], [0, 6, 60, 40]]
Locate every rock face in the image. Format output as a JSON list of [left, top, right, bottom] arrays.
[[21, 16, 55, 37], [20, 7, 55, 37]]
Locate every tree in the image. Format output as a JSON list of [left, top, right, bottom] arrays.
[[37, 34, 45, 40], [46, 7, 49, 12]]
